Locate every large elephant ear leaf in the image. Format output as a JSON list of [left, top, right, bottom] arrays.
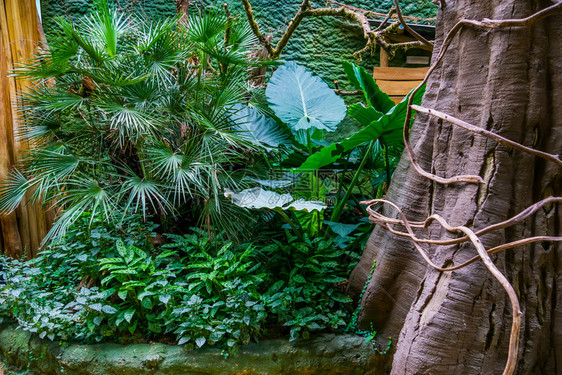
[[342, 61, 395, 114], [225, 188, 326, 212], [266, 61, 346, 132], [231, 104, 290, 151]]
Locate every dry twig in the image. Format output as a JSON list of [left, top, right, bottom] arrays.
[[392, 0, 433, 48]]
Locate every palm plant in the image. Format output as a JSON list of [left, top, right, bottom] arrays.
[[0, 0, 282, 242]]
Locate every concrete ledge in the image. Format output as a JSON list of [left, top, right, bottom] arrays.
[[0, 323, 379, 374]]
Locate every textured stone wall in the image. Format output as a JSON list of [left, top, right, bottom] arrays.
[[40, 0, 437, 88], [0, 323, 379, 374]]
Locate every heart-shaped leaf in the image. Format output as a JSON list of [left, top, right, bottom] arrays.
[[266, 62, 346, 132]]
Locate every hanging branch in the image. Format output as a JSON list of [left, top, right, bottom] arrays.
[[373, 7, 396, 32], [240, 0, 431, 61], [326, 0, 436, 23], [240, 0, 275, 57], [392, 0, 433, 48], [367, 196, 562, 247], [363, 197, 562, 271]]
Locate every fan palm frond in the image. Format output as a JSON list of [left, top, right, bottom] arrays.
[[199, 195, 255, 240], [188, 10, 228, 45], [99, 98, 159, 143], [25, 148, 80, 182], [0, 169, 33, 214], [56, 17, 107, 64], [5, 1, 282, 242], [22, 85, 85, 114], [45, 178, 115, 242], [85, 0, 131, 57], [118, 174, 172, 220]]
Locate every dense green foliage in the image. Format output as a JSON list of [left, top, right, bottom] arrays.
[[0, 213, 357, 349], [0, 1, 283, 241], [0, 0, 425, 352]]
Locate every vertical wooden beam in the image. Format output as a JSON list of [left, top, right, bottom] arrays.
[[0, 0, 51, 258], [177, 0, 189, 22], [379, 45, 389, 67], [0, 22, 22, 258]]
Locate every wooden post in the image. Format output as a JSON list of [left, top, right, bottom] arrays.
[[0, 0, 51, 258], [379, 45, 389, 67]]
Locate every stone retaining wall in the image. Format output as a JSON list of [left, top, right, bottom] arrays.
[[0, 323, 382, 374]]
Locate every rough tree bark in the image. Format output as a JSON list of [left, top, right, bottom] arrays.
[[177, 0, 189, 21], [0, 0, 52, 257], [348, 1, 561, 374]]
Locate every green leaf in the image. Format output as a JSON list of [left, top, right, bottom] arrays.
[[342, 61, 395, 113], [266, 62, 346, 132], [307, 322, 323, 330], [128, 321, 138, 334], [102, 305, 118, 314], [159, 294, 171, 305], [297, 84, 426, 171], [101, 274, 116, 285], [116, 240, 127, 259], [124, 309, 135, 323], [230, 104, 290, 151], [209, 331, 223, 342], [117, 290, 128, 301], [322, 221, 360, 238], [225, 188, 326, 212], [292, 274, 306, 283], [348, 104, 383, 127], [138, 291, 154, 301], [320, 261, 339, 268], [331, 294, 353, 303], [323, 275, 346, 283], [141, 298, 153, 309], [195, 337, 207, 348], [267, 280, 284, 295]]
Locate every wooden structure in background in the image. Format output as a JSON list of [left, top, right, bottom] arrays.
[[373, 67, 429, 104], [0, 0, 52, 258]]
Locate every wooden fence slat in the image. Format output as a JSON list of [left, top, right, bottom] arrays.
[[373, 67, 429, 81], [375, 80, 422, 96]]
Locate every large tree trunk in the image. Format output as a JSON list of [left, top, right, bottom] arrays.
[[0, 0, 52, 258], [348, 1, 561, 374]]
